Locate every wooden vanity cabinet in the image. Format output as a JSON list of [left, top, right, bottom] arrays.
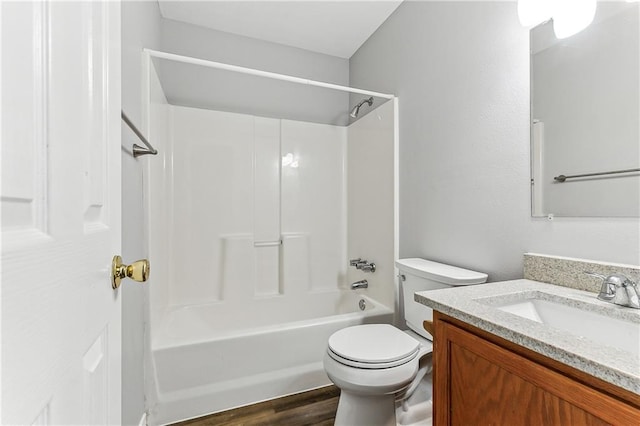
[[432, 311, 640, 426]]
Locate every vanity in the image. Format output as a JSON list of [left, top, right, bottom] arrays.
[[416, 273, 640, 425]]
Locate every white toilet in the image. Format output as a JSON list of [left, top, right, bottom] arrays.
[[324, 258, 487, 426]]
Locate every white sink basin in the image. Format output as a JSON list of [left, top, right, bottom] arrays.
[[493, 298, 640, 356]]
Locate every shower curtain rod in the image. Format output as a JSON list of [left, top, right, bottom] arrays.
[[144, 48, 396, 100]]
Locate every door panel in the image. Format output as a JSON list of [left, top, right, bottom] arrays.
[[1, 1, 121, 424]]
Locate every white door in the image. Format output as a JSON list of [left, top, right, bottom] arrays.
[[1, 1, 122, 424]]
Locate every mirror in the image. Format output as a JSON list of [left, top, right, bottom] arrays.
[[530, 2, 640, 217]]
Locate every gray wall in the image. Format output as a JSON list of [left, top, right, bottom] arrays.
[[350, 1, 640, 281], [121, 1, 162, 424], [159, 18, 351, 125]]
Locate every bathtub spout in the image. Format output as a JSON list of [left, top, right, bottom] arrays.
[[351, 280, 368, 289]]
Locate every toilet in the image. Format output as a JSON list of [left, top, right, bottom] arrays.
[[324, 258, 487, 426]]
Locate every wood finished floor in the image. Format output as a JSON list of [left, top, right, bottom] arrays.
[[173, 386, 340, 426]]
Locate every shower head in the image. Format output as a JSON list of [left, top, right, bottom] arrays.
[[349, 97, 374, 118]]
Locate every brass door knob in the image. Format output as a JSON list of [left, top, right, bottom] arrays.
[[111, 255, 150, 289]]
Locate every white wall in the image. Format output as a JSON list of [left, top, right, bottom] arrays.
[[146, 61, 171, 328], [349, 1, 640, 282], [121, 2, 162, 424], [149, 104, 347, 313], [158, 18, 351, 125], [169, 106, 257, 306], [281, 120, 348, 291], [347, 100, 396, 309]]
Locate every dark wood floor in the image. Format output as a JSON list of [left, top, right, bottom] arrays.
[[173, 386, 340, 426]]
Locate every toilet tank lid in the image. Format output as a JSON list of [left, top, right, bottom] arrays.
[[395, 258, 488, 285]]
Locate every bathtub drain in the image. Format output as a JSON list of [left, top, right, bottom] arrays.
[[359, 299, 366, 311]]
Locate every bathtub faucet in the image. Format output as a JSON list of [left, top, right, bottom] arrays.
[[351, 280, 368, 290]]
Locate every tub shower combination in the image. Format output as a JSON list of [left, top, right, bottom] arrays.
[[142, 50, 398, 424]]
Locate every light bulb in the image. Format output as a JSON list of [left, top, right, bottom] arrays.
[[553, 0, 597, 39], [518, 0, 552, 27]]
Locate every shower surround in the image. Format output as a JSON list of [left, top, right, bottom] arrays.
[[143, 57, 396, 424]]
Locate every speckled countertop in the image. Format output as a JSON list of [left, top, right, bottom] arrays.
[[415, 279, 640, 395]]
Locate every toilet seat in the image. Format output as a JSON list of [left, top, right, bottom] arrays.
[[327, 324, 421, 369], [323, 325, 435, 425]]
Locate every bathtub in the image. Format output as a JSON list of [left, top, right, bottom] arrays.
[[147, 291, 393, 425]]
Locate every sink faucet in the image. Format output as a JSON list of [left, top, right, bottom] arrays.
[[585, 272, 640, 309], [351, 280, 368, 290]]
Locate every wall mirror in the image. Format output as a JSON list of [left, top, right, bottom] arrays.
[[530, 2, 640, 217]]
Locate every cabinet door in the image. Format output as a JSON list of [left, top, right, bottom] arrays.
[[434, 319, 640, 426]]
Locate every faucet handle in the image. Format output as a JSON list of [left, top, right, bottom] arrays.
[[613, 275, 640, 308], [622, 280, 640, 308], [585, 271, 615, 301], [360, 263, 376, 273], [584, 271, 606, 280], [599, 273, 632, 288]]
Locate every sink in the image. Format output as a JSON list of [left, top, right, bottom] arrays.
[[488, 296, 640, 356]]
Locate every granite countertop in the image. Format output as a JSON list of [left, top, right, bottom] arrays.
[[415, 279, 640, 395]]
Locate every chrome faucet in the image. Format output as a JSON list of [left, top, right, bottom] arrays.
[[349, 258, 363, 267], [359, 263, 376, 273], [349, 258, 376, 273], [585, 272, 640, 309], [351, 280, 368, 289]]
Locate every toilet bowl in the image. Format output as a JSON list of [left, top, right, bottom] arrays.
[[324, 324, 433, 426], [324, 258, 487, 426]]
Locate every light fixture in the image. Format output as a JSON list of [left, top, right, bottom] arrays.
[[518, 0, 552, 27], [552, 0, 597, 39], [517, 0, 597, 39]]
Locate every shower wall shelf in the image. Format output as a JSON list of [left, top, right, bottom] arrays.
[[254, 240, 282, 247], [121, 110, 158, 158]]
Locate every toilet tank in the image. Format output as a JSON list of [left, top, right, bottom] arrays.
[[395, 258, 487, 340]]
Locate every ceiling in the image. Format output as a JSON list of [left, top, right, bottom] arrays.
[[157, 1, 403, 59]]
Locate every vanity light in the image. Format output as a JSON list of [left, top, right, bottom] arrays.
[[517, 0, 597, 39], [517, 0, 552, 27], [553, 0, 597, 39]]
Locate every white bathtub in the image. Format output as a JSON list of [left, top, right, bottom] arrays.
[[147, 291, 393, 425]]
